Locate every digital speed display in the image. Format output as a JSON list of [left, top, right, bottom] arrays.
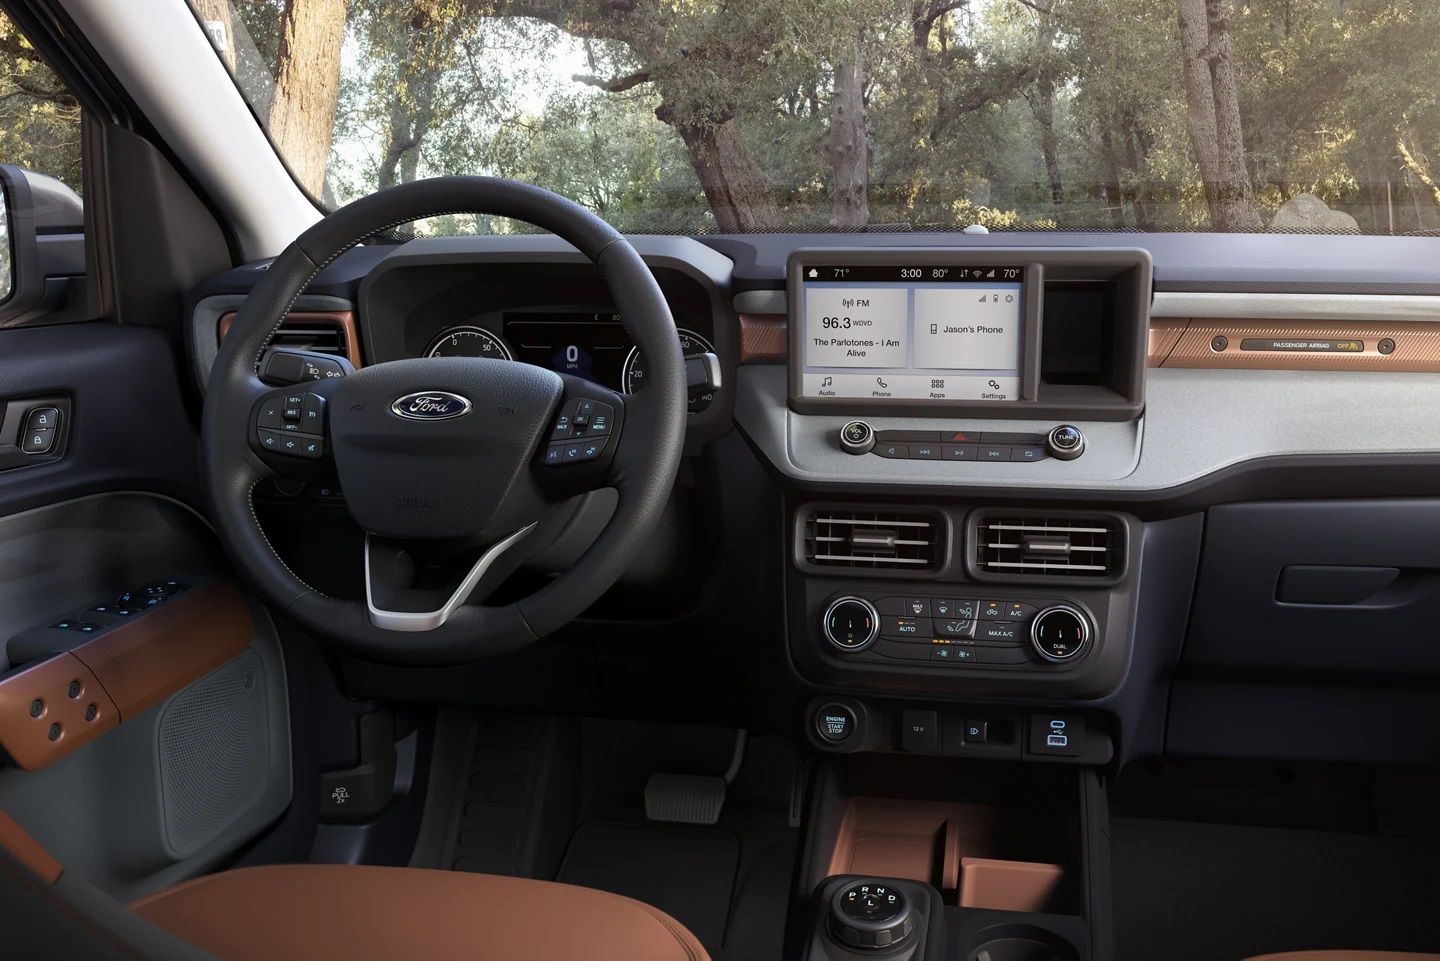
[[797, 264, 1025, 402]]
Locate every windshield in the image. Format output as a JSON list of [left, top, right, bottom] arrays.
[[189, 0, 1440, 235]]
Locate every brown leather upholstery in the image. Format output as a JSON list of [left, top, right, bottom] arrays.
[[0, 808, 62, 884], [1245, 953, 1440, 961], [132, 864, 709, 961]]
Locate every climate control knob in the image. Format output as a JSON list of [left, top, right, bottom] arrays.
[[823, 596, 879, 652], [1031, 605, 1091, 663]]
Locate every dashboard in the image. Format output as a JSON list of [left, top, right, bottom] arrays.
[[187, 229, 1440, 771]]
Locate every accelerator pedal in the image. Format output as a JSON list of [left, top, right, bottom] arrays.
[[643, 729, 746, 825]]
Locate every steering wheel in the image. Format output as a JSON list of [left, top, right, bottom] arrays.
[[201, 177, 687, 665]]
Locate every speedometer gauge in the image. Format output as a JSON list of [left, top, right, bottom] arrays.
[[622, 328, 715, 413], [425, 326, 514, 360]]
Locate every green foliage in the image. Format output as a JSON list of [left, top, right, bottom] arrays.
[[0, 17, 82, 193]]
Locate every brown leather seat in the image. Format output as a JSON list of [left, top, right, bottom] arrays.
[[1244, 954, 1440, 960], [130, 864, 709, 961]]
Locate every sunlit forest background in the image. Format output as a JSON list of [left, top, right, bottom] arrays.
[[5, 2, 1440, 235]]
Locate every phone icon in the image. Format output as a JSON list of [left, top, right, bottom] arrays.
[[876, 377, 888, 389]]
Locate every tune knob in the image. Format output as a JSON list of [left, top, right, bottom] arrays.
[[829, 881, 915, 950], [1046, 424, 1085, 460], [839, 421, 876, 455], [822, 596, 879, 652], [1031, 605, 1092, 663]]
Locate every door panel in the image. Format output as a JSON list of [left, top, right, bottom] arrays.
[[0, 493, 291, 902]]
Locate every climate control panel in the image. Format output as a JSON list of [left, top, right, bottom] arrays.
[[820, 591, 1093, 670]]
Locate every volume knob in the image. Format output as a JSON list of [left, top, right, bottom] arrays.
[[839, 421, 875, 455]]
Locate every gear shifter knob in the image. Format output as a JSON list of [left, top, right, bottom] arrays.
[[829, 880, 915, 950]]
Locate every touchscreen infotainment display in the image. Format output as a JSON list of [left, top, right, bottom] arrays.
[[797, 264, 1025, 402]]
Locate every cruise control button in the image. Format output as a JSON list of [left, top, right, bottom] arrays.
[[302, 393, 326, 430], [257, 397, 286, 430], [881, 616, 930, 639]]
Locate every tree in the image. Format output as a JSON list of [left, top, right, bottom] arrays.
[[1177, 0, 1261, 230], [268, 0, 347, 196]]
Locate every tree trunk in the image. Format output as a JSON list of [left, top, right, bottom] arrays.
[[1029, 84, 1063, 210], [827, 53, 870, 228], [268, 0, 346, 197], [1122, 117, 1152, 229], [192, 0, 236, 71], [1177, 0, 1220, 224], [1398, 131, 1440, 209], [1202, 0, 1262, 230], [1099, 127, 1127, 229], [660, 106, 779, 232]]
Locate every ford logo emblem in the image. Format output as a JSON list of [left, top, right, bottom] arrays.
[[390, 391, 472, 421]]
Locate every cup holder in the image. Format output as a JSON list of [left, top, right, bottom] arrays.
[[967, 924, 1078, 961]]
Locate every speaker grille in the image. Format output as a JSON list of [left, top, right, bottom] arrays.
[[158, 650, 268, 858]]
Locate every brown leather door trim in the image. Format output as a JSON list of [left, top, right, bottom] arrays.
[[0, 654, 119, 771], [218, 310, 364, 369], [0, 583, 252, 771], [69, 583, 253, 721], [0, 809, 62, 882]]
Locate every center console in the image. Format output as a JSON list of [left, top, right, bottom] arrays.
[[780, 249, 1150, 960]]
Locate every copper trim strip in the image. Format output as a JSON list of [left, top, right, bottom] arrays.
[[0, 809, 62, 882], [1148, 318, 1188, 367], [1157, 319, 1440, 372], [219, 310, 364, 369], [738, 313, 787, 364], [0, 653, 119, 771]]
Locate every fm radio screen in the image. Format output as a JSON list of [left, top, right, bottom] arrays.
[[798, 264, 1024, 402]]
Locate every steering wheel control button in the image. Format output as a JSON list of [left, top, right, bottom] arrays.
[[839, 420, 875, 455], [823, 596, 879, 652], [1046, 424, 1086, 460], [257, 398, 285, 429], [1031, 605, 1092, 663], [815, 703, 857, 743], [302, 393, 326, 428], [1029, 715, 1084, 757], [831, 881, 915, 951]]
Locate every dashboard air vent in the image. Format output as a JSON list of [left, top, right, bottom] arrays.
[[974, 514, 1120, 578], [271, 320, 348, 357], [803, 509, 944, 571]]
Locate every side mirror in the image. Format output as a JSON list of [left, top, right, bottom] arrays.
[[0, 163, 83, 327]]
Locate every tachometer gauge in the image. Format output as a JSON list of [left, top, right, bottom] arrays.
[[622, 328, 715, 413], [425, 326, 514, 360]]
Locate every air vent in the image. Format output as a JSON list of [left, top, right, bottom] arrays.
[[803, 509, 944, 570], [271, 321, 347, 357], [974, 514, 1120, 578]]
